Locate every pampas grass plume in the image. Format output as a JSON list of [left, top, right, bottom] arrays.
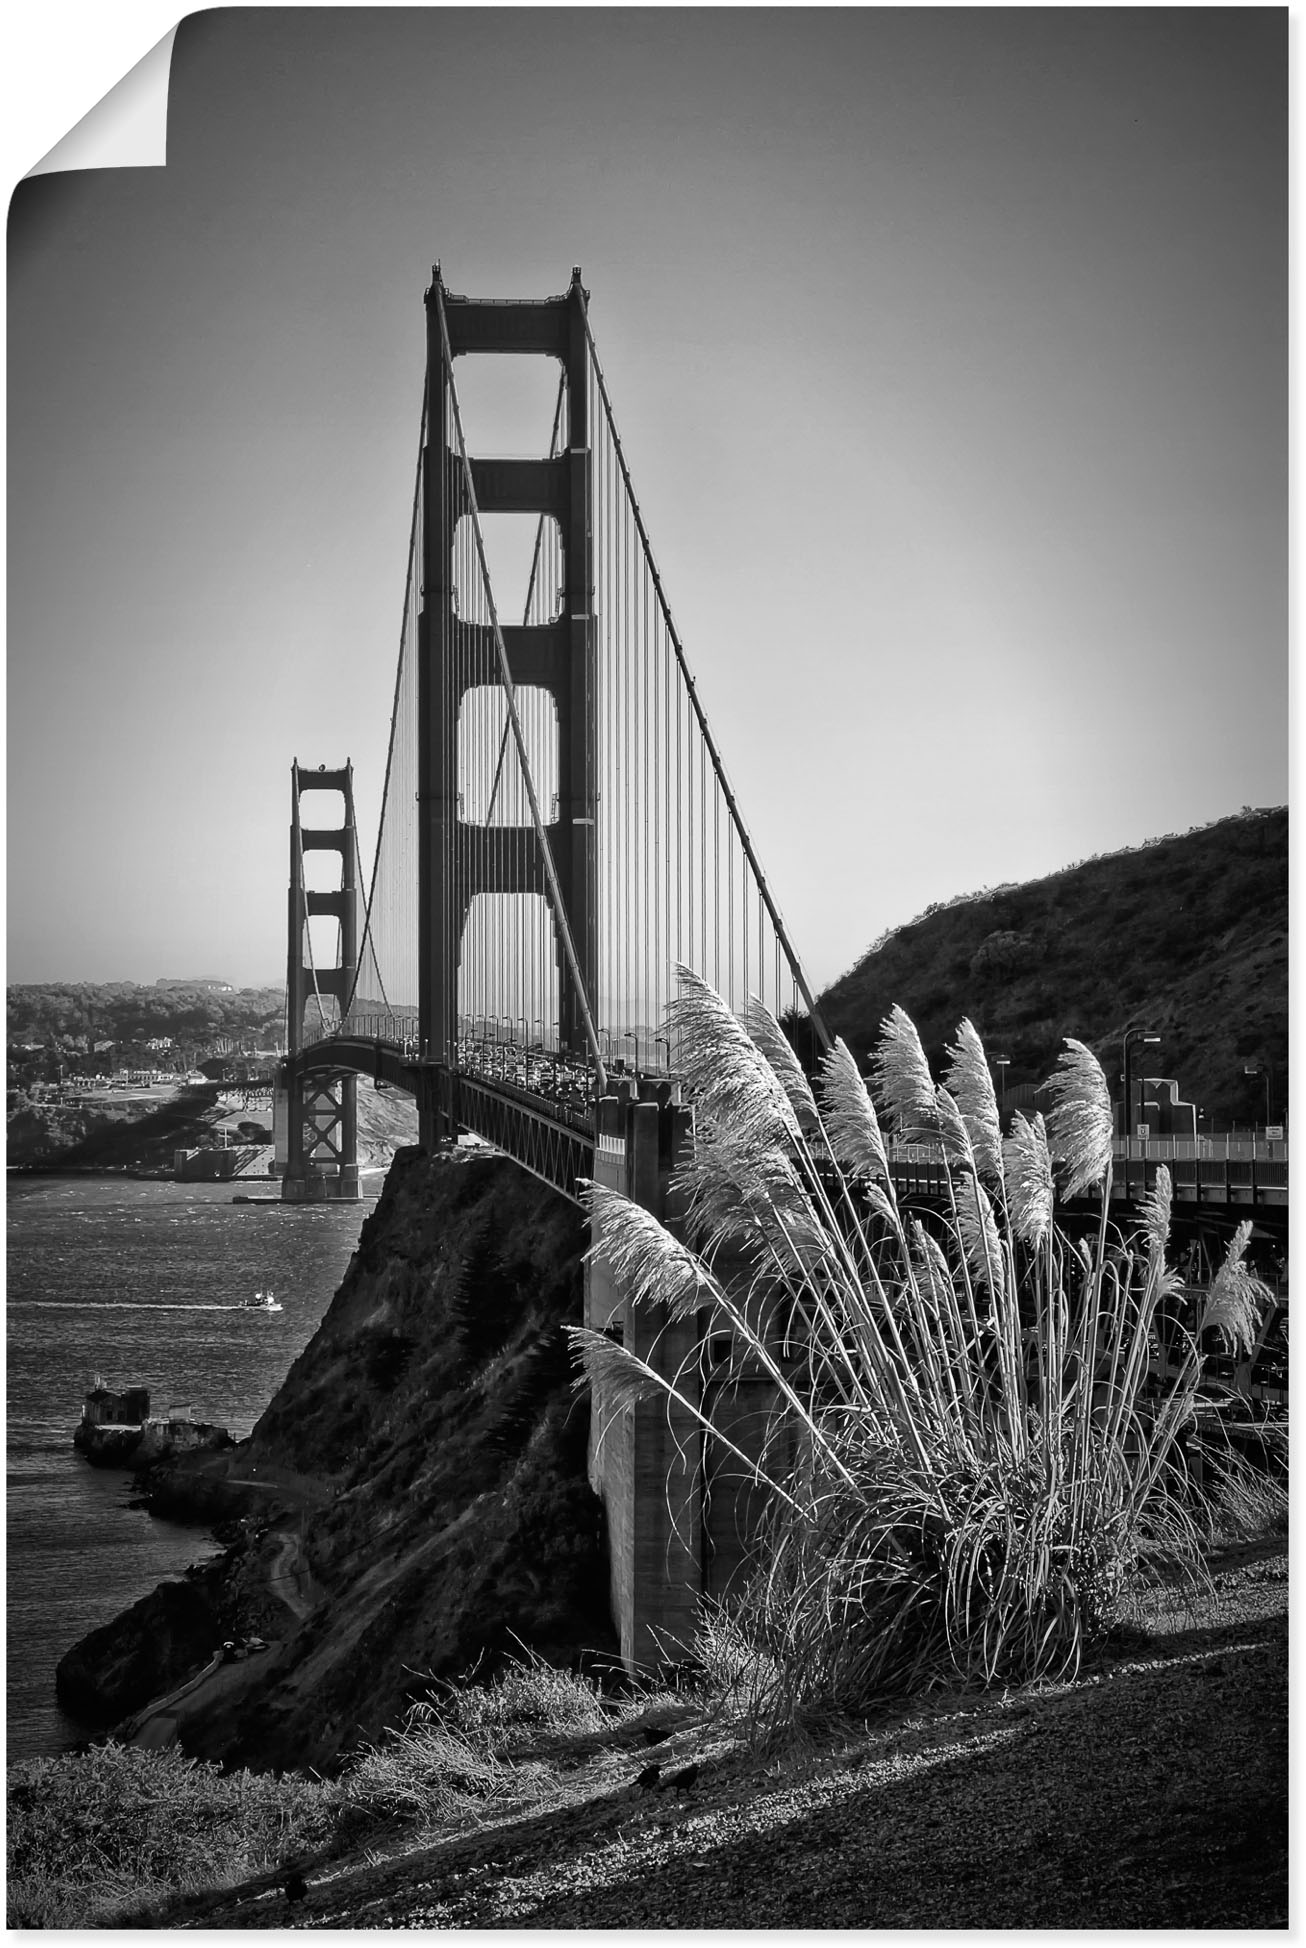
[[817, 1038, 889, 1185], [1043, 1038, 1114, 1198], [1003, 1112, 1054, 1249], [872, 1005, 939, 1143], [943, 1018, 1004, 1186]]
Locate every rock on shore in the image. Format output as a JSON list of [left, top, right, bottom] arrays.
[[74, 1417, 234, 1470], [55, 1572, 226, 1726]]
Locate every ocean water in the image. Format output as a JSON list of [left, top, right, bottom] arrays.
[[6, 1175, 374, 1762]]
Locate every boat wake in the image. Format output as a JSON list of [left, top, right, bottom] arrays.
[[9, 1300, 280, 1313]]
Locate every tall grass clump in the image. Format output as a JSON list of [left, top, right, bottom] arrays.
[[1196, 1433, 1290, 1548], [340, 1654, 614, 1830], [6, 1743, 336, 1929], [341, 1713, 540, 1828], [433, 1648, 616, 1749], [569, 969, 1271, 1728]]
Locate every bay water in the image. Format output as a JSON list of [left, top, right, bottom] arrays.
[[6, 1175, 373, 1761]]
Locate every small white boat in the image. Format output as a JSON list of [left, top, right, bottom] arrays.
[[240, 1290, 283, 1313]]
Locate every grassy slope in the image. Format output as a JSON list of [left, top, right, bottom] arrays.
[[30, 1542, 1281, 1932], [817, 807, 1287, 1123]]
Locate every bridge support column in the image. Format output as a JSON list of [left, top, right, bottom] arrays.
[[585, 1084, 701, 1673], [280, 761, 361, 1202], [277, 1073, 360, 1202], [418, 270, 599, 1155]]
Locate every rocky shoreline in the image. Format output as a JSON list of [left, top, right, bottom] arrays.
[[54, 1147, 616, 1772], [74, 1389, 234, 1473]]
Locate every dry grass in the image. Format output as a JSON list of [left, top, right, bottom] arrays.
[[6, 1656, 690, 1929], [339, 1655, 624, 1828], [1196, 1428, 1289, 1548], [6, 1743, 336, 1929]]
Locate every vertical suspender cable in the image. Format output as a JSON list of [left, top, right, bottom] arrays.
[[580, 306, 830, 1050], [345, 380, 428, 1033]]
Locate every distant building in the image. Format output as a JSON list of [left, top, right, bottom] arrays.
[[1136, 1076, 1197, 1139], [81, 1382, 150, 1428]]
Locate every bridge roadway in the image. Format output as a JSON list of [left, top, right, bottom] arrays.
[[285, 1031, 599, 1201], [283, 1030, 1287, 1237]]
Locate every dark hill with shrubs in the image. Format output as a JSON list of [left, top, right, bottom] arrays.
[[817, 808, 1287, 1128]]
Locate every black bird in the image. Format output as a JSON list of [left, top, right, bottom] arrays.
[[633, 1762, 662, 1791], [664, 1762, 699, 1794], [282, 1871, 309, 1905], [639, 1725, 672, 1747]]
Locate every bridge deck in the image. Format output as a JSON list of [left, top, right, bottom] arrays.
[[288, 1032, 1288, 1221]]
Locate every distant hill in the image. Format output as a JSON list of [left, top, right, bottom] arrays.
[[816, 808, 1287, 1130], [6, 982, 285, 1069]]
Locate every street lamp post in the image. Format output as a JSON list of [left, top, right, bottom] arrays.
[[654, 1035, 672, 1073], [993, 1056, 1010, 1113], [624, 1029, 639, 1076], [1121, 1028, 1161, 1140], [1244, 1064, 1272, 1128]]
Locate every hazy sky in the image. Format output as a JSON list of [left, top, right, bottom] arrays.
[[7, 8, 1287, 992]]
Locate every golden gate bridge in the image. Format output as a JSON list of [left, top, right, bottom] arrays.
[[269, 269, 1285, 1668], [277, 266, 830, 1205]]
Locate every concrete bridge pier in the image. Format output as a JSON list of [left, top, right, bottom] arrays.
[[274, 1074, 361, 1202], [585, 1081, 702, 1674]]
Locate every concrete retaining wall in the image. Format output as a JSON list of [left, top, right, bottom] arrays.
[[584, 1086, 702, 1673]]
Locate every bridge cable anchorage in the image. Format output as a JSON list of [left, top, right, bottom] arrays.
[[579, 300, 832, 1055], [434, 282, 610, 1095]]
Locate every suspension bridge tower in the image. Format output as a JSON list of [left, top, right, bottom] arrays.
[[276, 760, 361, 1200], [418, 265, 599, 1146]]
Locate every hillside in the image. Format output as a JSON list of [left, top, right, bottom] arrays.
[[5, 1084, 232, 1173], [6, 1070, 416, 1177], [817, 809, 1287, 1128], [7, 981, 285, 1083], [6, 980, 284, 1045]]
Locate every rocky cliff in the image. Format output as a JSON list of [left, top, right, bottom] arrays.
[[57, 1146, 616, 1773]]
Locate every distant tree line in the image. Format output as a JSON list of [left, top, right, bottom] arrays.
[[6, 982, 286, 1085]]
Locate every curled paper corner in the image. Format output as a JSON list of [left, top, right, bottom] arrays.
[[26, 25, 178, 177]]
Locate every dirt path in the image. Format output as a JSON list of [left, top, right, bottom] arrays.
[[123, 1652, 265, 1753], [168, 1545, 1287, 1932], [266, 1528, 317, 1622], [121, 1522, 320, 1750]]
